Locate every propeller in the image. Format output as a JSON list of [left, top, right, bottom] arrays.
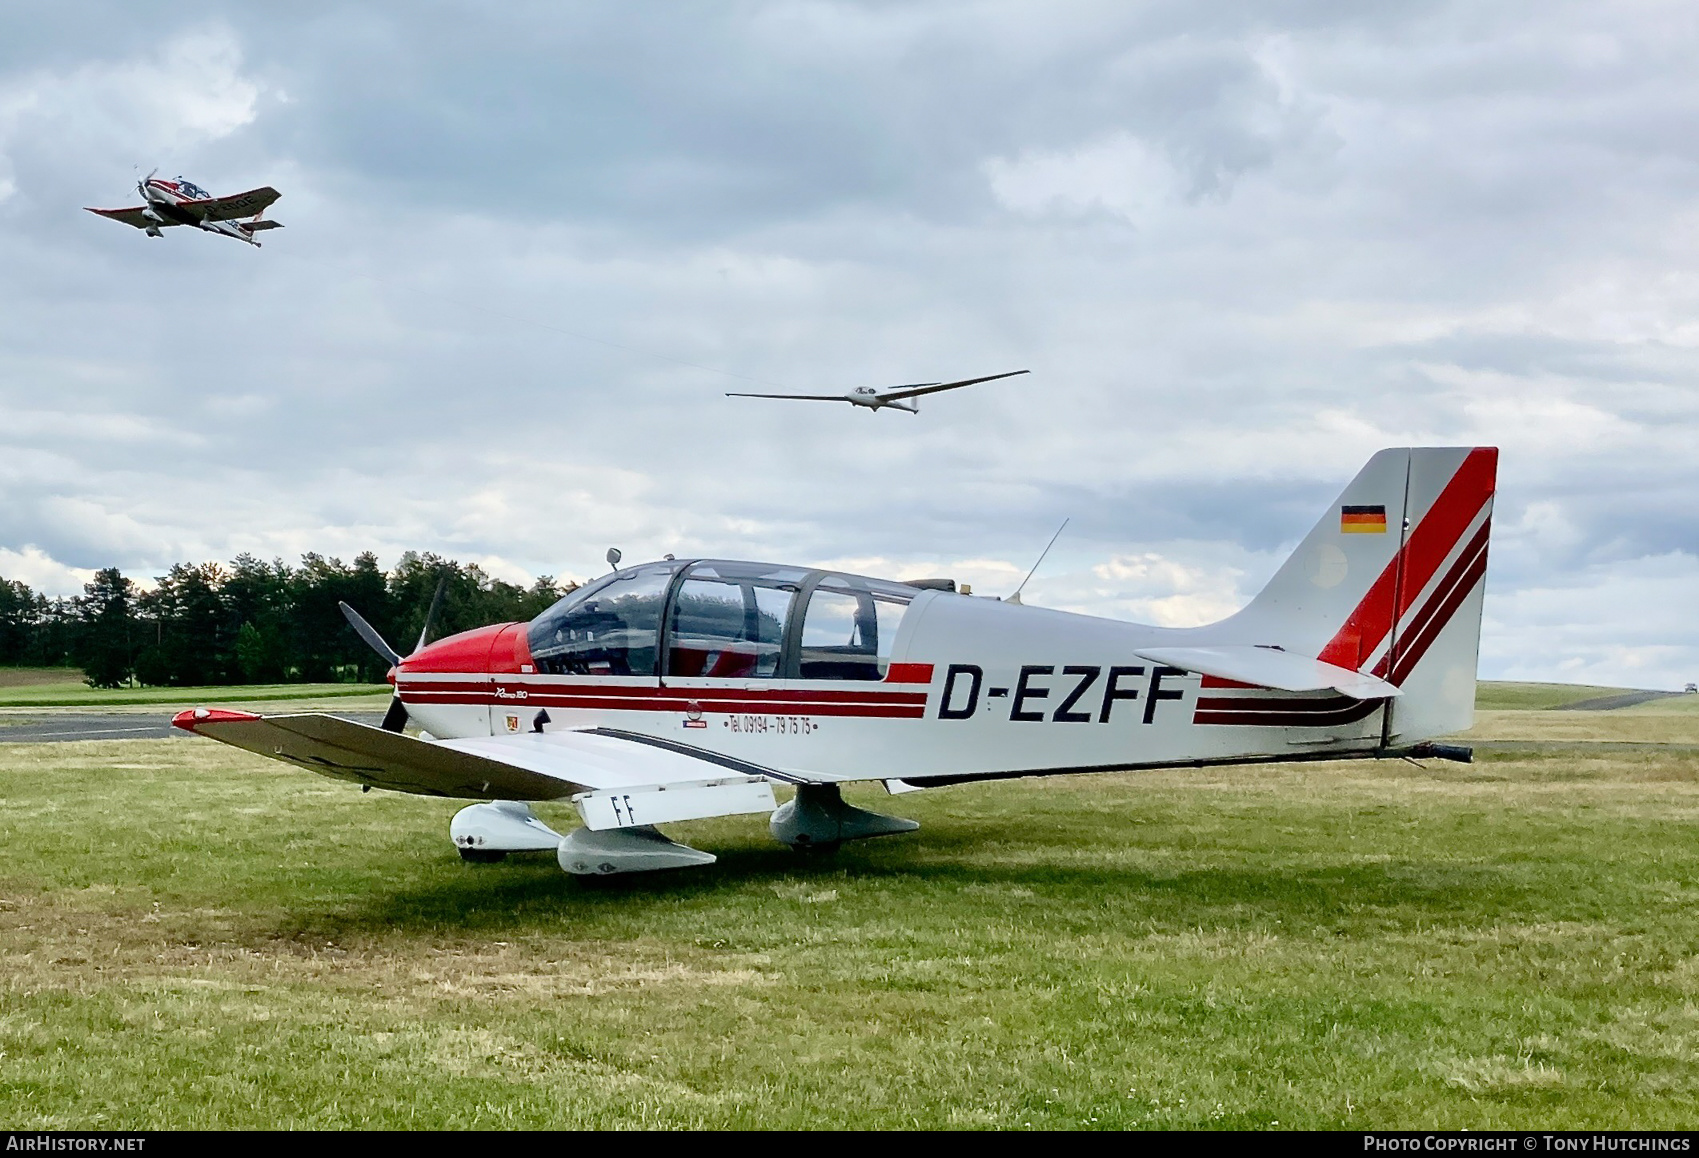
[[339, 602, 401, 667], [415, 572, 448, 653], [338, 574, 450, 734]]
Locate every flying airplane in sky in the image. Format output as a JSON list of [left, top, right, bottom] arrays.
[[86, 172, 282, 247], [727, 369, 1028, 412], [173, 447, 1496, 877]]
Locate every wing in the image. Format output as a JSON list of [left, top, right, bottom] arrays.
[[85, 206, 172, 229], [173, 709, 580, 798], [194, 186, 281, 222], [172, 711, 795, 824], [1132, 645, 1402, 699], [725, 392, 847, 402], [878, 369, 1029, 402]]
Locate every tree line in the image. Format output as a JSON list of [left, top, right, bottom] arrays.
[[0, 552, 575, 688]]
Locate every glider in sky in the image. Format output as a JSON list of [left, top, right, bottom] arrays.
[[727, 369, 1028, 413], [86, 171, 282, 247], [173, 447, 1497, 877]]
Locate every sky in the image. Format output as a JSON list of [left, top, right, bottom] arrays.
[[1, 1, 1696, 688]]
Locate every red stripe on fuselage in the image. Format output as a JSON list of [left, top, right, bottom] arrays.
[[1195, 695, 1356, 712], [884, 662, 935, 684], [1192, 690, 1382, 727], [399, 681, 928, 704], [396, 679, 930, 719], [402, 691, 925, 718], [1193, 701, 1381, 728]]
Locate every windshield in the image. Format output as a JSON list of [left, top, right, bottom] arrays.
[[176, 177, 210, 199]]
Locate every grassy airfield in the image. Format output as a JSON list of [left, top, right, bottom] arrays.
[[1, 685, 1697, 1128], [0, 668, 390, 713]]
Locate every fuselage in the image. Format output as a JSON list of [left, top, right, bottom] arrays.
[[141, 178, 259, 244], [393, 558, 1395, 785], [847, 389, 916, 412]]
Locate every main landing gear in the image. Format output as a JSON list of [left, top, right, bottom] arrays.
[[769, 783, 919, 853]]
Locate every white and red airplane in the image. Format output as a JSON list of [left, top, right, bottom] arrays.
[[173, 446, 1497, 876], [86, 172, 282, 247]]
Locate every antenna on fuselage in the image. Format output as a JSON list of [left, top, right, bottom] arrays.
[[1007, 518, 1069, 606]]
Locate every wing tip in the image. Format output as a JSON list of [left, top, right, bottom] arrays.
[[171, 707, 263, 732]]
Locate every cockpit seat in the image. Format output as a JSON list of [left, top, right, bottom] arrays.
[[667, 639, 764, 680], [798, 646, 881, 681]]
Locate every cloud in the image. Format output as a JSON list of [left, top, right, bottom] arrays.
[[0, 546, 93, 598], [986, 133, 1182, 223], [0, 26, 260, 207], [0, 3, 1696, 689], [1483, 550, 1699, 688]]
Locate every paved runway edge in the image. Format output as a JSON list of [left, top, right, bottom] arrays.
[[0, 712, 392, 743]]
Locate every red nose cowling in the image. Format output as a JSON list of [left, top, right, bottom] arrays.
[[397, 622, 533, 675]]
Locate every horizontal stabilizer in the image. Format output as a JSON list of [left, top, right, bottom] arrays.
[[243, 219, 283, 231], [1132, 645, 1402, 700]]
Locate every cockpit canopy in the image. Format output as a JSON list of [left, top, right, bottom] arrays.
[[526, 560, 922, 681], [175, 177, 211, 200]]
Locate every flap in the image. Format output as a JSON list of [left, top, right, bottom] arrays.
[[1132, 645, 1402, 700], [573, 779, 777, 830], [438, 727, 792, 792]]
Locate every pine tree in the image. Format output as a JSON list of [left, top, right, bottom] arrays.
[[0, 577, 36, 665], [76, 567, 135, 688]]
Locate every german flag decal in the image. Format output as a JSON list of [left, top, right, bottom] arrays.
[[1341, 504, 1388, 533]]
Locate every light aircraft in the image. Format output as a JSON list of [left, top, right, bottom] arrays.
[[173, 446, 1496, 876], [727, 369, 1028, 413], [86, 172, 282, 247]]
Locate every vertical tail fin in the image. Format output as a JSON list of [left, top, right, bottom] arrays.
[[1224, 447, 1498, 739]]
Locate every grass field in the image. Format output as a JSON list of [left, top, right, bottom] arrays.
[[2, 693, 1697, 1129], [0, 668, 84, 688], [1471, 681, 1651, 711], [0, 680, 390, 710]]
